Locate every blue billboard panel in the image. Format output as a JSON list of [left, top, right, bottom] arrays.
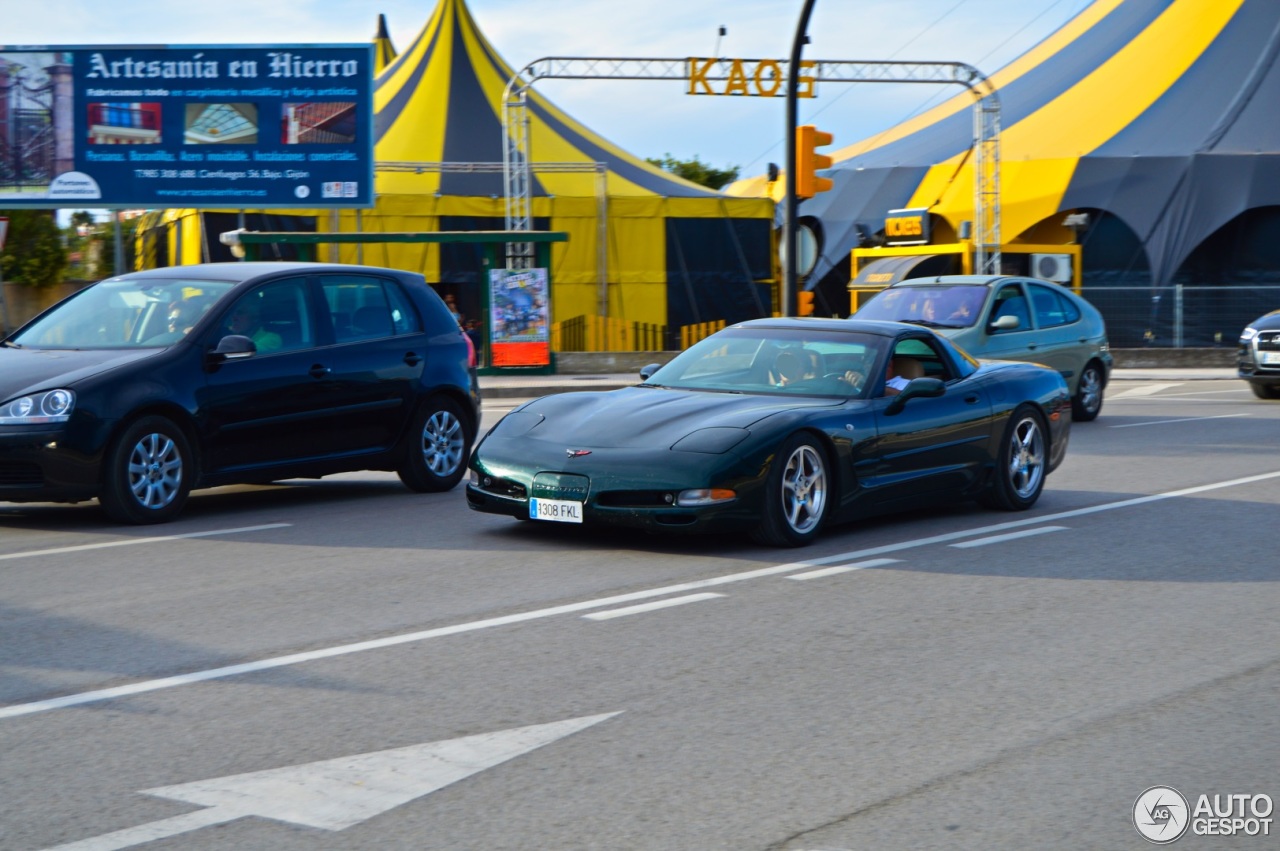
[[0, 44, 374, 208]]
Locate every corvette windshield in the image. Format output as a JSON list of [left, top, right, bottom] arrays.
[[856, 285, 986, 328], [646, 327, 887, 398], [12, 277, 236, 349]]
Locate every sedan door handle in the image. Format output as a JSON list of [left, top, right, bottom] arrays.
[[403, 352, 423, 366], [309, 364, 332, 378], [1026, 343, 1038, 350], [964, 394, 980, 404]]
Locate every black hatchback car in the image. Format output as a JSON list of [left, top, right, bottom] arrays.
[[1238, 309, 1280, 399], [0, 262, 480, 523]]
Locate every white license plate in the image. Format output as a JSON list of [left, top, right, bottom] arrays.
[[529, 498, 584, 524], [1260, 352, 1280, 365]]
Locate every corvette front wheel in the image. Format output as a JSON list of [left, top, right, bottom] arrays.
[[752, 433, 829, 547]]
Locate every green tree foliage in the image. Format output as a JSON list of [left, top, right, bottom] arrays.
[[0, 210, 68, 287], [646, 154, 740, 190]]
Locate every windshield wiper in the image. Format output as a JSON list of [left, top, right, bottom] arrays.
[[903, 319, 960, 328]]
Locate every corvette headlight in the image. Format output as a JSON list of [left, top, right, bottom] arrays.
[[677, 488, 737, 506], [0, 389, 75, 424], [1240, 327, 1259, 343]]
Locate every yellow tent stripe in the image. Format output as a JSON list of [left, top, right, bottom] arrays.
[[831, 0, 1126, 162], [913, 0, 1245, 239]]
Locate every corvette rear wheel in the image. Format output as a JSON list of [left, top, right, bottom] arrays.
[[980, 405, 1046, 511], [752, 433, 829, 547], [100, 416, 193, 524], [398, 397, 471, 492]]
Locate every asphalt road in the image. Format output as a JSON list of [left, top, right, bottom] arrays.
[[1, 379, 1277, 850]]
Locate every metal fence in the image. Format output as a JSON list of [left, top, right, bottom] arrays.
[[1080, 285, 1280, 349]]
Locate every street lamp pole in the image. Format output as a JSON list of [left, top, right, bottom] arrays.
[[783, 0, 818, 317]]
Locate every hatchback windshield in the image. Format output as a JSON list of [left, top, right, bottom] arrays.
[[645, 327, 887, 398], [11, 277, 237, 349], [856, 285, 987, 329]]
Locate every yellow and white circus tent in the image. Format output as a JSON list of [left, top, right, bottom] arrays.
[[139, 0, 775, 336]]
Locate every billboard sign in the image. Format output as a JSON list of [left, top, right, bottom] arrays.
[[0, 44, 373, 208]]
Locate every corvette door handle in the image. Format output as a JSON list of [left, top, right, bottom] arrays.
[[309, 364, 332, 378], [404, 352, 423, 366]]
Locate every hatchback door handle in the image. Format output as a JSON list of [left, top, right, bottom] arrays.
[[404, 352, 422, 366], [309, 364, 331, 378]]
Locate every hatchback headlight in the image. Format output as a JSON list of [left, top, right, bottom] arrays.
[[0, 389, 75, 424], [1240, 327, 1259, 343]]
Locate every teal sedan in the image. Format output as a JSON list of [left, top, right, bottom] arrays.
[[854, 275, 1112, 421]]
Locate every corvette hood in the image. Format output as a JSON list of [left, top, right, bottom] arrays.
[[0, 347, 159, 399], [506, 386, 843, 449]]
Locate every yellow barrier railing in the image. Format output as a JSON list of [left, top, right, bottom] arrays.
[[679, 320, 726, 349], [549, 316, 733, 351], [551, 315, 668, 352]]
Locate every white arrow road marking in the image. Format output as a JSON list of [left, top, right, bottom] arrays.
[[43, 712, 620, 851]]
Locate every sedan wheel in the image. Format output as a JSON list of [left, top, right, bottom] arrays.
[[1072, 361, 1105, 421], [101, 416, 193, 524], [752, 434, 829, 547], [398, 397, 471, 492], [980, 405, 1046, 511]]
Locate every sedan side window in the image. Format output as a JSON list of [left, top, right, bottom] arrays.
[[1028, 283, 1079, 328], [989, 285, 1030, 332]]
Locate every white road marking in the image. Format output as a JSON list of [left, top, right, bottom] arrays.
[[1108, 383, 1182, 399], [42, 713, 620, 851], [6, 469, 1280, 720], [949, 526, 1069, 548], [0, 524, 293, 562], [583, 593, 724, 620], [1109, 413, 1252, 428], [787, 558, 901, 580]]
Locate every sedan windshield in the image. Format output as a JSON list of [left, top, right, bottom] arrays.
[[645, 327, 887, 398], [856, 285, 987, 328], [12, 277, 236, 349]]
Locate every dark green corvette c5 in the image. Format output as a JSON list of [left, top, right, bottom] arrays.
[[466, 318, 1072, 547]]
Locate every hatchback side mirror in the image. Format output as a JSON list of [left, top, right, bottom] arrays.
[[206, 334, 257, 368], [639, 363, 662, 380]]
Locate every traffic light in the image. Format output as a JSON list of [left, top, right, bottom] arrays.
[[796, 124, 834, 199], [797, 290, 815, 316]]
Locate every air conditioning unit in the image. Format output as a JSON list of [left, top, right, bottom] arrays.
[[1030, 253, 1072, 283]]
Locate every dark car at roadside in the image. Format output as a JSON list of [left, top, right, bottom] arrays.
[[1237, 309, 1280, 399], [0, 262, 479, 523]]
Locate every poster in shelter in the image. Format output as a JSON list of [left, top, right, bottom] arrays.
[[488, 268, 550, 367]]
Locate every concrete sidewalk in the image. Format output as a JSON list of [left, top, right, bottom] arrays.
[[479, 367, 1242, 399]]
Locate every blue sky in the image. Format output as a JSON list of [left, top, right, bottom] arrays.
[[5, 0, 1093, 178]]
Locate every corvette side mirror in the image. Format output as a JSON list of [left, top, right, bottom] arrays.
[[885, 377, 946, 415]]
